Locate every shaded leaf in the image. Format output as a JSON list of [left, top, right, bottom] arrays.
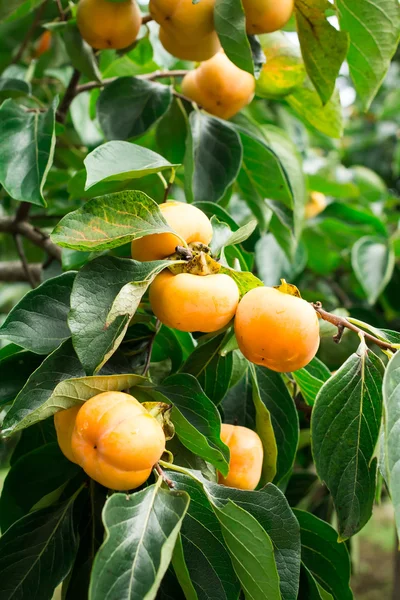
[[287, 83, 343, 138], [62, 22, 101, 82], [293, 358, 331, 406], [351, 236, 395, 305], [0, 78, 31, 99], [214, 0, 254, 74], [0, 350, 43, 406], [90, 482, 189, 600]]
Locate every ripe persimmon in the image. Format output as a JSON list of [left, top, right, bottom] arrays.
[[77, 0, 141, 50], [131, 201, 213, 261], [234, 286, 320, 372], [243, 0, 294, 35], [54, 405, 81, 464], [62, 391, 166, 490], [305, 192, 327, 219], [150, 0, 220, 61], [218, 424, 263, 490], [34, 31, 52, 58], [149, 270, 239, 333], [182, 52, 255, 120]]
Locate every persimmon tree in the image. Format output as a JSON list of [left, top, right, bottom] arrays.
[[0, 0, 399, 598]]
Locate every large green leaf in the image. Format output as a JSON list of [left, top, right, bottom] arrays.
[[90, 482, 189, 600], [97, 77, 172, 140], [0, 0, 42, 23], [0, 77, 31, 99], [336, 0, 400, 109], [253, 366, 299, 484], [215, 500, 281, 600], [157, 374, 230, 476], [0, 98, 57, 205], [351, 236, 395, 305], [0, 350, 43, 405], [299, 565, 334, 600], [69, 256, 174, 374], [311, 346, 384, 539], [295, 0, 348, 104], [184, 112, 242, 204], [294, 510, 353, 600], [293, 358, 331, 406], [0, 272, 75, 354], [84, 141, 179, 189], [0, 442, 81, 533], [214, 0, 254, 74], [383, 350, 400, 539], [2, 339, 145, 433], [51, 190, 179, 251], [171, 473, 241, 600], [0, 493, 81, 600], [62, 22, 101, 82], [286, 82, 343, 138]]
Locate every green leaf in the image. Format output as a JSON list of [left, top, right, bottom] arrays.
[[0, 350, 43, 406], [382, 350, 400, 540], [184, 112, 242, 204], [171, 536, 198, 600], [0, 272, 75, 354], [157, 373, 230, 475], [152, 326, 194, 371], [253, 366, 299, 484], [181, 333, 235, 405], [219, 265, 264, 297], [255, 234, 307, 286], [51, 190, 178, 251], [311, 346, 384, 539], [0, 98, 57, 205], [211, 217, 257, 255], [2, 338, 146, 433], [294, 510, 353, 600], [90, 482, 189, 600], [203, 480, 301, 600], [84, 141, 179, 189], [256, 32, 305, 98], [294, 0, 349, 104], [97, 77, 172, 140], [250, 364, 278, 485], [214, 0, 254, 74], [287, 82, 343, 138], [69, 256, 175, 374], [299, 564, 334, 600], [336, 0, 400, 109], [293, 358, 331, 406], [171, 473, 240, 600], [351, 236, 395, 305], [215, 500, 281, 600], [62, 22, 101, 82], [0, 442, 80, 532], [0, 0, 42, 21], [0, 77, 31, 99], [0, 494, 81, 600]]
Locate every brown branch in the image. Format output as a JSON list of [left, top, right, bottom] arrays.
[[141, 14, 153, 24], [57, 69, 81, 123], [0, 217, 62, 261], [142, 319, 161, 376], [312, 302, 398, 352], [55, 0, 65, 20], [11, 0, 48, 64], [13, 235, 37, 288], [154, 463, 175, 488], [15, 202, 31, 223], [0, 261, 42, 283], [74, 70, 189, 95]]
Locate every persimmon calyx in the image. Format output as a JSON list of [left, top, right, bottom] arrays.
[[274, 278, 301, 298], [142, 401, 175, 440]]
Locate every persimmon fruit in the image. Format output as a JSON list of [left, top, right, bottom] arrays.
[[77, 0, 142, 50], [55, 392, 166, 490], [218, 424, 263, 490], [305, 192, 327, 219], [150, 0, 220, 61], [149, 269, 239, 333], [243, 0, 294, 35], [34, 31, 52, 58], [54, 405, 81, 464], [182, 52, 255, 120], [234, 286, 320, 372], [131, 201, 213, 261]]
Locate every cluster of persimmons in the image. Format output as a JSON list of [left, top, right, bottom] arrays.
[[55, 202, 320, 493], [74, 0, 295, 119]]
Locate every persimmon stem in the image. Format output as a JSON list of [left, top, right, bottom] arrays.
[[311, 302, 397, 352], [154, 463, 175, 488]]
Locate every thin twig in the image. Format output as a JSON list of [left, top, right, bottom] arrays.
[[0, 217, 62, 261], [11, 0, 48, 64], [13, 235, 37, 288], [154, 463, 175, 488], [0, 261, 42, 282], [141, 14, 153, 24], [142, 319, 162, 376], [57, 69, 81, 123], [312, 302, 398, 352], [14, 202, 31, 223], [55, 0, 65, 20], [74, 70, 189, 95]]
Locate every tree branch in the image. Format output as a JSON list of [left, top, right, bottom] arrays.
[[312, 302, 398, 352], [13, 235, 37, 288], [57, 69, 81, 123], [0, 217, 62, 261], [0, 261, 42, 283], [75, 70, 189, 95], [11, 0, 48, 64], [141, 14, 153, 24]]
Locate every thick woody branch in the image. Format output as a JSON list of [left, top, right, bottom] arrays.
[[0, 217, 62, 261], [0, 261, 42, 283], [312, 302, 397, 352]]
